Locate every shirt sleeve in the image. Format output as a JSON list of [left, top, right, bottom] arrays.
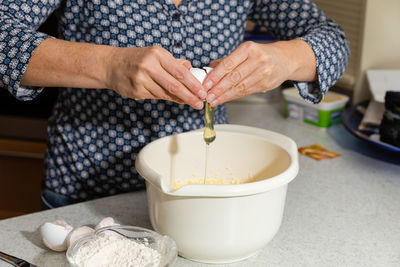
[[0, 0, 62, 101], [248, 0, 350, 103]]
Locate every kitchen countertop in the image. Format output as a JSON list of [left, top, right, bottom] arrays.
[[1, 93, 400, 267]]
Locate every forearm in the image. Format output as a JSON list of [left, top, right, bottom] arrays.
[[20, 38, 205, 108], [269, 39, 317, 83], [249, 0, 349, 103], [20, 38, 116, 89]]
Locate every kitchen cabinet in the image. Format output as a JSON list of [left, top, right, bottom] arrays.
[[0, 138, 46, 219]]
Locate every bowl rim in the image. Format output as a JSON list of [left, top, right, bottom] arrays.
[[136, 124, 299, 197], [66, 225, 177, 266]]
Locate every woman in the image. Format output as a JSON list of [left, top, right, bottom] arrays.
[[0, 0, 349, 208]]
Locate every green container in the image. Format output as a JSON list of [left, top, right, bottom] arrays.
[[283, 88, 349, 128]]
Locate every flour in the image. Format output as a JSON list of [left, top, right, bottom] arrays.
[[72, 231, 161, 267]]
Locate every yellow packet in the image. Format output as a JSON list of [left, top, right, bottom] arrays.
[[298, 144, 340, 160]]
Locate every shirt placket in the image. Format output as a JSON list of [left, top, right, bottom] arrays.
[[166, 3, 188, 57]]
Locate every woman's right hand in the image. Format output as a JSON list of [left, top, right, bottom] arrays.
[[106, 46, 206, 109]]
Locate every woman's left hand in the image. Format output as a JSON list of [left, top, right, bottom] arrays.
[[203, 40, 317, 107]]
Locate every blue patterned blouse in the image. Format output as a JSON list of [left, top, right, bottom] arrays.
[[0, 0, 349, 202]]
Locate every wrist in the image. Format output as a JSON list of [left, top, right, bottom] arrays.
[[269, 40, 317, 82], [100, 45, 121, 89]]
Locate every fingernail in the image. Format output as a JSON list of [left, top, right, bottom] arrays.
[[210, 99, 218, 107], [205, 81, 213, 90], [206, 93, 215, 103], [195, 101, 203, 109], [197, 90, 207, 99]]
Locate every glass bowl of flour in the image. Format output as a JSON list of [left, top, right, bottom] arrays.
[[66, 225, 177, 267]]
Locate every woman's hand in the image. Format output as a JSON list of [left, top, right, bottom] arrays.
[[203, 40, 317, 107], [107, 46, 206, 109], [21, 39, 206, 109]]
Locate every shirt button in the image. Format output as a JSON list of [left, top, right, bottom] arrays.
[[172, 12, 181, 19], [174, 41, 182, 48]]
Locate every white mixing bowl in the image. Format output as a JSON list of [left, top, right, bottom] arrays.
[[136, 124, 299, 264]]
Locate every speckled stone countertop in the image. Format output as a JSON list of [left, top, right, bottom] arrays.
[[1, 94, 400, 267]]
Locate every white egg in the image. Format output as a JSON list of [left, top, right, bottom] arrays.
[[203, 67, 213, 74], [95, 217, 119, 230], [66, 226, 95, 248], [190, 67, 213, 84], [40, 220, 73, 252], [190, 68, 207, 84]]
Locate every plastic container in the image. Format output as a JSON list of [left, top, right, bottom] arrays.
[[135, 124, 299, 264], [66, 225, 177, 267], [283, 88, 349, 128]]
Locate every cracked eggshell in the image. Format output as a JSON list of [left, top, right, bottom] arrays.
[[95, 217, 119, 230], [40, 220, 73, 252], [190, 68, 207, 84], [203, 67, 213, 74], [66, 226, 95, 249]]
